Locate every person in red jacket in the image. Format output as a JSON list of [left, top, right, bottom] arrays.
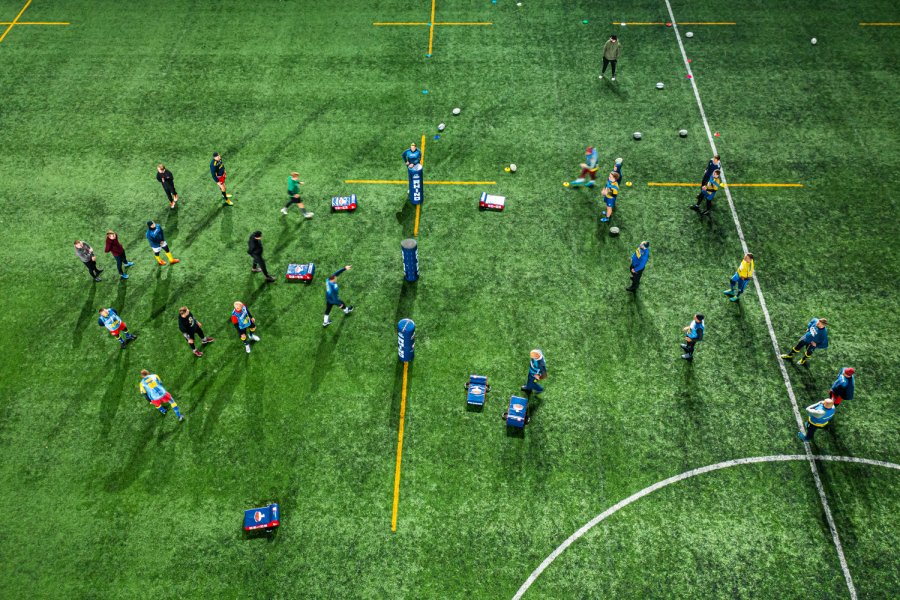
[[105, 230, 134, 280]]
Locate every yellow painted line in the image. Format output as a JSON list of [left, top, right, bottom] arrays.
[[414, 204, 421, 237], [434, 22, 493, 25], [612, 21, 735, 25], [427, 0, 436, 55], [859, 22, 900, 26], [391, 361, 410, 532], [647, 182, 804, 188], [345, 180, 496, 185], [0, 0, 33, 44], [0, 21, 69, 25], [374, 22, 428, 26], [420, 134, 426, 167]]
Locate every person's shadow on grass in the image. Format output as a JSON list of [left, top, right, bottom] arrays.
[[310, 319, 345, 396], [72, 283, 98, 349]]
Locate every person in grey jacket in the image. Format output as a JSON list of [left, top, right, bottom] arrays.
[[74, 240, 103, 281]]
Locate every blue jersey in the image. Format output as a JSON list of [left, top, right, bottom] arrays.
[[210, 158, 225, 180], [146, 226, 165, 245], [140, 374, 168, 401], [98, 308, 122, 331], [631, 245, 650, 271], [686, 320, 704, 341], [584, 148, 599, 171], [402, 148, 421, 167], [232, 305, 252, 330], [807, 401, 835, 426], [528, 352, 547, 378], [605, 177, 619, 199], [801, 318, 829, 348], [326, 267, 347, 304], [703, 177, 720, 200], [832, 370, 855, 401]]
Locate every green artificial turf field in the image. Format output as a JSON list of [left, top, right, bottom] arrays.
[[1, 0, 899, 598]]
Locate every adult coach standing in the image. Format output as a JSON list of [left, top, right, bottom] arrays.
[[625, 241, 650, 292], [156, 164, 179, 209], [247, 231, 275, 282], [74, 240, 103, 282], [598, 35, 621, 81]]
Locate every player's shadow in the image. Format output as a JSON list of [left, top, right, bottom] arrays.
[[395, 201, 415, 237], [98, 350, 132, 439], [393, 281, 418, 325], [220, 206, 234, 243], [115, 277, 129, 314], [197, 355, 246, 443], [309, 319, 346, 395], [104, 416, 161, 492], [273, 220, 300, 261], [389, 360, 412, 431], [165, 206, 179, 240], [149, 268, 174, 321], [72, 284, 98, 348], [180, 207, 223, 251]]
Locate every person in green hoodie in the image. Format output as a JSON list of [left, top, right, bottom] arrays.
[[281, 171, 314, 219], [598, 35, 621, 81]]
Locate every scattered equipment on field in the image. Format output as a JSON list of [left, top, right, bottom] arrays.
[[286, 262, 315, 283], [686, 31, 694, 38], [331, 195, 357, 211], [398, 319, 415, 362], [438, 123, 446, 131], [633, 132, 642, 140], [452, 107, 461, 115], [656, 82, 664, 89], [479, 192, 506, 211], [243, 503, 280, 533], [610, 226, 620, 236], [679, 129, 688, 137], [465, 374, 490, 408], [811, 38, 817, 45], [505, 395, 528, 429]]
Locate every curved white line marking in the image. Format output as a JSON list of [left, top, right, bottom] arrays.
[[513, 455, 900, 600]]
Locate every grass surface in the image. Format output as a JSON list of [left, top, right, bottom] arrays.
[[0, 0, 898, 598]]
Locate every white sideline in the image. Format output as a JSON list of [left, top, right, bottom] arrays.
[[662, 2, 857, 597], [512, 455, 900, 599]]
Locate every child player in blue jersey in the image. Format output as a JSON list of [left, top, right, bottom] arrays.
[[98, 307, 136, 349], [139, 369, 184, 421], [690, 169, 721, 216], [323, 265, 354, 327], [231, 301, 259, 353], [402, 143, 421, 169], [600, 159, 623, 222], [830, 367, 855, 405], [145, 221, 180, 266], [571, 146, 599, 187]]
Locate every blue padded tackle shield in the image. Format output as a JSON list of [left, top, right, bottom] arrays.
[[401, 238, 419, 282], [506, 396, 528, 428], [408, 164, 424, 205], [398, 318, 415, 362]]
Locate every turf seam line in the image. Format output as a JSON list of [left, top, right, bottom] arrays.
[[647, 182, 804, 188], [512, 455, 900, 599], [662, 2, 858, 597]]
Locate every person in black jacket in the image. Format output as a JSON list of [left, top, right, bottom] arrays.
[[696, 155, 721, 200], [248, 231, 275, 282], [178, 306, 214, 357], [156, 164, 179, 209]]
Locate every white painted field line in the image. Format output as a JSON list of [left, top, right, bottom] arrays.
[[661, 2, 857, 597], [512, 455, 900, 599]]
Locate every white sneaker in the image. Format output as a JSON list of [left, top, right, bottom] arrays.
[[304, 212, 314, 219], [245, 345, 251, 353], [250, 334, 260, 342], [573, 178, 585, 183], [280, 207, 288, 215], [323, 319, 331, 328]]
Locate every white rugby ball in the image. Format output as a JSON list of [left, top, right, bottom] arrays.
[[438, 123, 445, 131], [615, 157, 623, 165], [811, 38, 817, 45], [609, 227, 620, 236], [633, 132, 642, 140], [686, 32, 693, 38], [679, 129, 688, 137], [509, 164, 517, 173], [656, 82, 664, 89], [452, 107, 461, 115]]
